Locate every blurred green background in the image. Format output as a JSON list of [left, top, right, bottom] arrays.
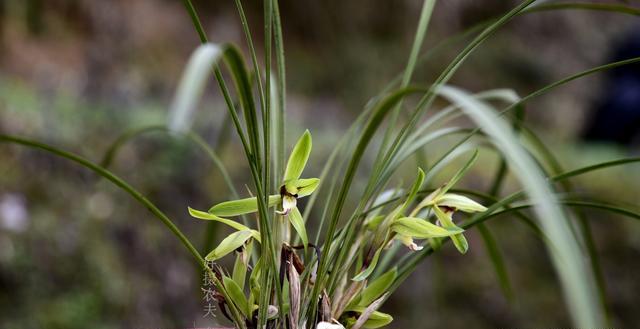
[[1, 0, 639, 328]]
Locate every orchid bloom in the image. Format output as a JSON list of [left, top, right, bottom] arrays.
[[189, 130, 319, 252]]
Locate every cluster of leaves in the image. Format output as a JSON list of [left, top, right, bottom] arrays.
[[189, 130, 487, 328]]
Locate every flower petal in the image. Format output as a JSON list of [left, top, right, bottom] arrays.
[[288, 207, 309, 251], [294, 178, 320, 198], [284, 130, 312, 181], [281, 195, 298, 214], [188, 207, 250, 231], [433, 206, 469, 254], [391, 217, 463, 239], [209, 195, 281, 217], [205, 230, 254, 261], [437, 193, 487, 213]]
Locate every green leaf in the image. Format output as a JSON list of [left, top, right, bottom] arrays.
[[438, 84, 606, 328], [205, 230, 253, 261], [284, 130, 312, 181], [209, 195, 281, 216], [293, 178, 320, 198], [223, 275, 250, 317], [392, 217, 463, 239], [358, 268, 397, 307], [353, 247, 383, 282], [433, 206, 468, 254], [477, 224, 513, 301], [440, 150, 478, 195], [399, 168, 425, 215], [436, 193, 487, 213], [288, 207, 308, 251], [188, 207, 250, 231]]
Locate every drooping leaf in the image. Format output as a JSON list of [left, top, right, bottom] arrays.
[[223, 275, 250, 317], [288, 207, 309, 251], [284, 130, 312, 181], [188, 207, 250, 231], [205, 230, 253, 261], [209, 195, 281, 216], [433, 205, 468, 254], [436, 193, 487, 213], [392, 217, 463, 239], [168, 43, 224, 133]]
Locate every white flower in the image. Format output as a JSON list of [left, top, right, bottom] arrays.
[[398, 234, 423, 251]]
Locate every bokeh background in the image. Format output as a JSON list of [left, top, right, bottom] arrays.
[[1, 0, 639, 328]]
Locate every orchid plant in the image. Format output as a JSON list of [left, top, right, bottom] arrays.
[[185, 124, 487, 328]]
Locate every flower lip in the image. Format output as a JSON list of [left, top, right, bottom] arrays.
[[277, 185, 299, 215], [280, 184, 298, 198], [440, 205, 456, 213]]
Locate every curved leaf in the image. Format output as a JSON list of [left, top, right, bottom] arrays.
[[168, 43, 224, 133], [437, 85, 603, 325]]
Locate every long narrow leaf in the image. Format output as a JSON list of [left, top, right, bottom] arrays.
[[437, 85, 604, 327]]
